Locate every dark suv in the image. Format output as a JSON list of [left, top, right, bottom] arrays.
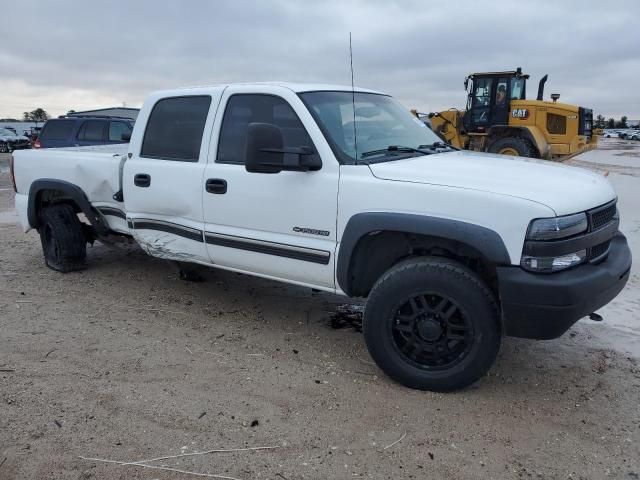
[[35, 115, 134, 149]]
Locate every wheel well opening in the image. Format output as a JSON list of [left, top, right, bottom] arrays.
[[347, 231, 498, 298], [34, 189, 82, 224], [488, 128, 540, 157]]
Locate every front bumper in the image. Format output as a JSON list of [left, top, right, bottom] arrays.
[[497, 233, 632, 339]]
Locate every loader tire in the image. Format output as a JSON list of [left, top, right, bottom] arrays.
[[488, 136, 537, 158], [38, 204, 87, 272]]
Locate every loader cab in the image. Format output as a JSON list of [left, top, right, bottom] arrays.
[[463, 69, 528, 133]]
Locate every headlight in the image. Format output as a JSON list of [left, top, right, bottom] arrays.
[[521, 250, 586, 273], [526, 212, 588, 241]]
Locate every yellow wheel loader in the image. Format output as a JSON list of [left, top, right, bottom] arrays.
[[421, 68, 598, 160]]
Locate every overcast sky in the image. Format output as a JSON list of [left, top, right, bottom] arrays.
[[1, 0, 638, 120]]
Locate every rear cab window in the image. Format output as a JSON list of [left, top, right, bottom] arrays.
[[39, 120, 75, 140], [141, 96, 212, 161]]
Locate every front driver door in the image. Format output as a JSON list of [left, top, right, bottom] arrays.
[[201, 86, 339, 289]]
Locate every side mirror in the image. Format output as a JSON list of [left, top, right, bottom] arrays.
[[245, 123, 321, 174], [121, 132, 132, 141]]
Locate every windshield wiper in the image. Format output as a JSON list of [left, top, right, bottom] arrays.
[[360, 145, 432, 159], [418, 141, 457, 151]]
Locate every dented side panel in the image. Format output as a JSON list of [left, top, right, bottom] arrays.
[[13, 147, 127, 232]]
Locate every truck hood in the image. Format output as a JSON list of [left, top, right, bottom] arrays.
[[367, 151, 616, 216]]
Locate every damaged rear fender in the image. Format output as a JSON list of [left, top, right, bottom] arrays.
[[27, 179, 110, 236]]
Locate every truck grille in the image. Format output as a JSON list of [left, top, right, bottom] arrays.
[[588, 201, 617, 231], [585, 200, 617, 263], [588, 240, 611, 262]]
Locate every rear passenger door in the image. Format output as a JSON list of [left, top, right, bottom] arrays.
[[123, 91, 223, 263]]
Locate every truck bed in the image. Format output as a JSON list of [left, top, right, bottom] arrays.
[[13, 145, 128, 234]]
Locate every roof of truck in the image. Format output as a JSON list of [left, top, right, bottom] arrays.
[[153, 82, 385, 96]]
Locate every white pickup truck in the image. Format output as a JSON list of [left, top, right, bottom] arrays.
[[10, 82, 632, 391]]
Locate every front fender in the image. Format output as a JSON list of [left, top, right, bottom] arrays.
[[336, 212, 511, 296]]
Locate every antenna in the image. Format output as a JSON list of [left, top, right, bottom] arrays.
[[349, 32, 358, 160]]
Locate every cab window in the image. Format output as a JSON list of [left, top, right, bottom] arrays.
[[109, 121, 132, 142], [472, 78, 493, 107], [77, 120, 107, 142], [141, 95, 211, 161], [217, 94, 316, 165], [496, 78, 508, 106], [511, 78, 525, 100]]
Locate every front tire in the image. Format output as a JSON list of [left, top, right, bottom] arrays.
[[38, 204, 87, 272], [488, 136, 537, 158], [363, 257, 501, 391]]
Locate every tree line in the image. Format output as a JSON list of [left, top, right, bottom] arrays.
[[594, 115, 635, 129]]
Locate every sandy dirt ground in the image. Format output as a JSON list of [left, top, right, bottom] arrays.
[[1, 140, 639, 480]]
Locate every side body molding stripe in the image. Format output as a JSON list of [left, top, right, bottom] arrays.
[[336, 212, 511, 295], [128, 219, 331, 265], [204, 232, 331, 265], [97, 207, 126, 220]]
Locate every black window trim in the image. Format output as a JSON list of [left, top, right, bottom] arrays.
[[215, 92, 318, 166], [297, 90, 391, 166], [140, 94, 212, 163]]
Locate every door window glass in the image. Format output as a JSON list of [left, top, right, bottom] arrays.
[[472, 78, 493, 107], [217, 94, 316, 164], [109, 121, 132, 141], [496, 78, 508, 106], [511, 78, 525, 100], [77, 120, 106, 141], [141, 96, 211, 161]]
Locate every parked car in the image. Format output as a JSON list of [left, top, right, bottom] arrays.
[[0, 127, 31, 153], [628, 131, 640, 141], [23, 127, 42, 142], [34, 115, 134, 149], [11, 82, 631, 392]]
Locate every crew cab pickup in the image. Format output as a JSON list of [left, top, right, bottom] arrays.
[[10, 83, 632, 391]]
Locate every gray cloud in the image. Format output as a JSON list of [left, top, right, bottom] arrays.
[[1, 0, 638, 118]]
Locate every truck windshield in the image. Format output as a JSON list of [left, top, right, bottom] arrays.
[[299, 91, 445, 163]]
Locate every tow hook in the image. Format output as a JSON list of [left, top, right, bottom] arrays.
[[588, 312, 603, 322]]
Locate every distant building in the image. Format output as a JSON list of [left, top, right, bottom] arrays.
[[67, 107, 139, 120], [628, 119, 639, 127]]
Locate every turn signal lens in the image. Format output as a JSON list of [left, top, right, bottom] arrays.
[[521, 250, 587, 273]]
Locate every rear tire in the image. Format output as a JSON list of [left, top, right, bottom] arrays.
[[38, 204, 87, 272], [488, 136, 537, 158], [363, 257, 501, 391]]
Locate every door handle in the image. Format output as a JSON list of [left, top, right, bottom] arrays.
[[134, 173, 151, 187], [205, 178, 227, 194]]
